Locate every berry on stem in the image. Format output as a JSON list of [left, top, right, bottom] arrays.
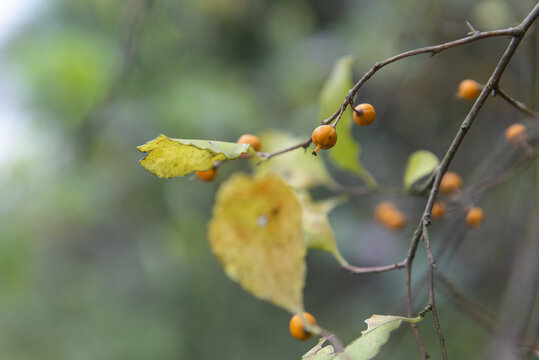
[[311, 125, 337, 155], [289, 312, 317, 341], [504, 123, 527, 145], [195, 167, 217, 182], [466, 206, 484, 228], [237, 134, 261, 152], [431, 201, 446, 219], [457, 79, 482, 100], [439, 172, 463, 194], [374, 201, 406, 230], [353, 103, 376, 126]]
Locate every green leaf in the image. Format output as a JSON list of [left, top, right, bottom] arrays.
[[302, 313, 425, 360], [254, 131, 335, 189], [335, 314, 424, 360], [403, 150, 439, 190], [302, 338, 335, 360], [319, 56, 377, 187], [208, 173, 306, 313], [137, 134, 256, 178], [297, 191, 348, 266]]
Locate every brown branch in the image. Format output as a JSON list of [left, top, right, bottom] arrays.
[[402, 5, 538, 357], [437, 274, 499, 333], [406, 260, 429, 359], [265, 4, 538, 357], [493, 87, 539, 118], [411, 0, 539, 283], [437, 274, 539, 356], [342, 261, 406, 275], [422, 223, 448, 360], [260, 22, 528, 161]]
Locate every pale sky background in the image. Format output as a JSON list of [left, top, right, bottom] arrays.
[[0, 0, 48, 169]]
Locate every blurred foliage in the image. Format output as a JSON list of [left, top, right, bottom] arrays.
[[0, 0, 537, 359]]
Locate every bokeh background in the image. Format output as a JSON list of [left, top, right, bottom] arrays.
[[1, 0, 537, 359]]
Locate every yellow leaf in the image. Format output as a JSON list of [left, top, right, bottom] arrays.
[[208, 173, 306, 313], [137, 134, 253, 178]]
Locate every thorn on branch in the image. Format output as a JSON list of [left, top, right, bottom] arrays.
[[465, 20, 478, 35]]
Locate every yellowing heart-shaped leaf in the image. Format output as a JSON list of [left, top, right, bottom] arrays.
[[208, 173, 306, 313], [137, 134, 255, 178]]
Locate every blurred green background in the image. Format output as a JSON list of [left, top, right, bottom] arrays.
[[1, 0, 537, 359]]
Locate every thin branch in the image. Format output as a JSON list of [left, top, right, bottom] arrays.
[[422, 223, 448, 360], [493, 87, 539, 118], [465, 21, 478, 35], [437, 274, 499, 333], [402, 5, 538, 357], [438, 274, 539, 356], [412, 1, 539, 271], [465, 148, 538, 195], [257, 138, 312, 161], [260, 23, 527, 161], [342, 261, 406, 275], [263, 5, 538, 357], [319, 327, 345, 354], [406, 260, 429, 359]]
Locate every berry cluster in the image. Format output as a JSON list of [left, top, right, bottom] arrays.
[[311, 103, 376, 155]]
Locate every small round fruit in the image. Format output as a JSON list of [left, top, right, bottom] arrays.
[[289, 312, 317, 341], [374, 201, 397, 221], [386, 210, 406, 229], [466, 207, 484, 228], [353, 103, 376, 126], [431, 201, 446, 219], [439, 172, 463, 194], [504, 123, 527, 145], [195, 168, 217, 182], [457, 79, 482, 100], [237, 134, 261, 152], [374, 202, 406, 230], [311, 125, 337, 155]]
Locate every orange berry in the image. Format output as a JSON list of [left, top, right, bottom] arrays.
[[431, 201, 446, 219], [374, 201, 397, 221], [311, 125, 337, 155], [289, 312, 317, 341], [439, 172, 463, 194], [465, 207, 484, 229], [195, 167, 217, 182], [457, 79, 482, 100], [504, 123, 527, 145], [374, 202, 406, 230], [237, 134, 261, 152], [353, 103, 376, 126], [386, 210, 406, 229]]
